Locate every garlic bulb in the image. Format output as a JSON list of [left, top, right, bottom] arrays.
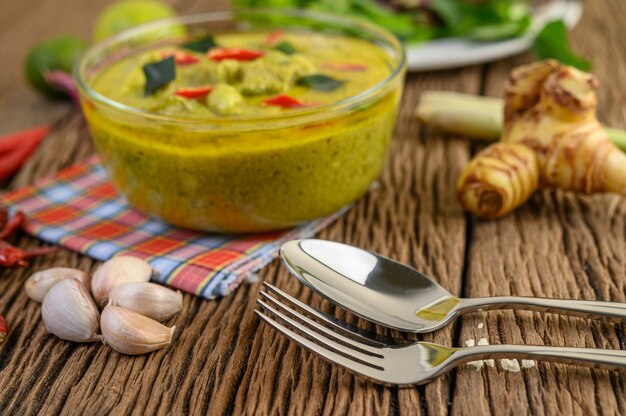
[[91, 256, 152, 306], [101, 306, 175, 355], [25, 267, 91, 303], [108, 282, 182, 322], [41, 279, 100, 342]]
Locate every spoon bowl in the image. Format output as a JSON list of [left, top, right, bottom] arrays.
[[280, 239, 461, 332]]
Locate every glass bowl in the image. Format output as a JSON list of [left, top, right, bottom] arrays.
[[75, 9, 406, 233]]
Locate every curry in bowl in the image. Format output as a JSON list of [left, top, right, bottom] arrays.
[[77, 11, 406, 232]]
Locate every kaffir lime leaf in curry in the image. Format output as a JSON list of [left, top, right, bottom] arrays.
[[274, 41, 297, 55], [24, 35, 88, 98], [93, 0, 185, 42], [182, 36, 217, 53], [298, 74, 345, 92], [143, 56, 176, 95]]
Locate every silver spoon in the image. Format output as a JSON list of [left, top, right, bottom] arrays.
[[280, 239, 626, 333]]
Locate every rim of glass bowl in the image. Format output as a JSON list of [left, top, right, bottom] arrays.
[[74, 8, 406, 129]]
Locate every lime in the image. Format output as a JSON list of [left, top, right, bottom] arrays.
[[24, 35, 88, 98], [93, 0, 185, 42]]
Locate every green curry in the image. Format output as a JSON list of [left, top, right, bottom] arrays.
[[83, 30, 404, 232]]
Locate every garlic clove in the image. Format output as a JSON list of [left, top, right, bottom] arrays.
[[100, 305, 175, 355], [25, 267, 91, 303], [91, 256, 152, 307], [108, 282, 182, 322], [41, 279, 100, 342]]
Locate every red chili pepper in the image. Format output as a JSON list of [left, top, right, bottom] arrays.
[[1, 144, 42, 181], [174, 86, 213, 99], [0, 242, 29, 267], [0, 125, 50, 156], [0, 211, 24, 240], [263, 94, 317, 109], [0, 240, 56, 268], [208, 48, 265, 62], [0, 207, 7, 230], [162, 50, 200, 66], [322, 63, 368, 72], [0, 125, 51, 181], [23, 246, 57, 259], [265, 30, 284, 45], [0, 315, 7, 345], [0, 209, 55, 268]]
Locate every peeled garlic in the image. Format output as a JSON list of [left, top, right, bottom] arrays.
[[25, 267, 91, 303], [101, 306, 175, 355], [108, 282, 182, 322], [41, 279, 100, 342], [91, 256, 152, 306]]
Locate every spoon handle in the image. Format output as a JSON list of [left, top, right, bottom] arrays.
[[457, 296, 626, 321], [454, 344, 626, 371]]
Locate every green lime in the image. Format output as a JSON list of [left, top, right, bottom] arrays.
[[24, 35, 88, 98], [93, 0, 185, 42]]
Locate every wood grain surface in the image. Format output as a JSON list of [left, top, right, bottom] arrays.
[[1, 0, 625, 415]]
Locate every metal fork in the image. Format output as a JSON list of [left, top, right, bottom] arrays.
[[256, 282, 626, 385]]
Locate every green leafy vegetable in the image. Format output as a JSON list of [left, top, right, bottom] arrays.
[[274, 41, 296, 55], [143, 56, 176, 95], [232, 0, 533, 44], [468, 18, 530, 41], [298, 74, 345, 91], [430, 0, 461, 30], [533, 20, 591, 70], [183, 35, 217, 53]]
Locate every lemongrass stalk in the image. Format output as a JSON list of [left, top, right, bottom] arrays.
[[606, 128, 626, 152], [416, 91, 503, 141], [416, 91, 626, 152]]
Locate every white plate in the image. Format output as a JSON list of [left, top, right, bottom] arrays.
[[406, 0, 583, 72]]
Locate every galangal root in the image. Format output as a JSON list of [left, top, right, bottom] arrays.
[[456, 60, 626, 219]]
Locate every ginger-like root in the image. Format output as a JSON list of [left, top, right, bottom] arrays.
[[457, 143, 539, 218], [458, 60, 626, 219]]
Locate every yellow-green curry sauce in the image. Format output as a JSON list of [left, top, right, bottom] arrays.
[[84, 31, 403, 232]]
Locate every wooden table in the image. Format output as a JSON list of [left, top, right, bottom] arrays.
[[1, 1, 626, 414]]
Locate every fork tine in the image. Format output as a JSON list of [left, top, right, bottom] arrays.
[[262, 282, 387, 348], [259, 290, 384, 357], [257, 299, 385, 369], [255, 310, 386, 380]]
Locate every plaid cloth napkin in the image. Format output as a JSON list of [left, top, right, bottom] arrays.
[[1, 156, 346, 299]]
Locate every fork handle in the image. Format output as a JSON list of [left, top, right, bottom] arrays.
[[457, 296, 626, 321], [455, 344, 626, 370]]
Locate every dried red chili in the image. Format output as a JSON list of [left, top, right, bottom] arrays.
[[0, 240, 56, 268], [162, 50, 200, 66], [0, 207, 7, 230], [174, 86, 213, 99], [0, 210, 55, 268], [0, 315, 7, 345], [263, 94, 317, 109], [208, 48, 265, 62], [0, 211, 24, 240]]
